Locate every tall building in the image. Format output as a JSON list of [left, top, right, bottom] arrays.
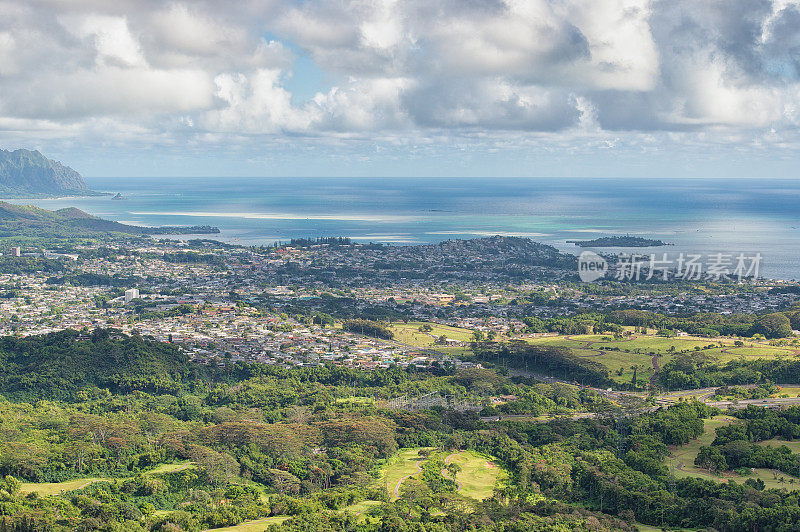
[[124, 288, 140, 303], [11, 247, 21, 257]]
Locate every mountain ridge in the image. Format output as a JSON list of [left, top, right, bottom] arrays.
[[0, 148, 92, 197]]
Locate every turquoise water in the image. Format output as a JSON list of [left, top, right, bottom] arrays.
[[8, 177, 800, 280]]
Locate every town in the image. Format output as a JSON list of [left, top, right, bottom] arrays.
[[2, 236, 798, 373]]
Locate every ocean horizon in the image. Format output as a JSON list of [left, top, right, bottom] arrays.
[[8, 176, 800, 280]]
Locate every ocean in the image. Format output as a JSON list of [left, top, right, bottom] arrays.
[[8, 177, 800, 280]]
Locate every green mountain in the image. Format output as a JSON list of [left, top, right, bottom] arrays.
[[0, 201, 219, 237], [0, 148, 90, 197]]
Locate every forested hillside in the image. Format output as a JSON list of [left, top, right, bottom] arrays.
[[0, 330, 798, 530]]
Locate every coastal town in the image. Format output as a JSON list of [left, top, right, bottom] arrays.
[[2, 237, 798, 372]]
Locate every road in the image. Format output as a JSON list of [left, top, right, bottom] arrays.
[[393, 459, 423, 498]]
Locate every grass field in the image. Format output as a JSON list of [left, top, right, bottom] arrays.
[[664, 416, 800, 491], [665, 415, 736, 478], [443, 450, 506, 500], [146, 461, 195, 474], [339, 500, 383, 524], [379, 448, 426, 499], [335, 396, 375, 405], [524, 333, 800, 384], [202, 516, 291, 531], [19, 461, 195, 496], [758, 439, 800, 453], [20, 477, 106, 496], [389, 321, 475, 348], [378, 447, 505, 503]]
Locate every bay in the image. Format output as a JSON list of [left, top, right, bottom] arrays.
[[8, 177, 800, 280]]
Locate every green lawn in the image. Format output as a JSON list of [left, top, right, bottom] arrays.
[[202, 516, 291, 532], [524, 334, 800, 385], [20, 461, 195, 496], [390, 321, 475, 348], [335, 396, 375, 405], [341, 500, 382, 513], [665, 416, 800, 491], [665, 416, 737, 478], [714, 345, 798, 362], [378, 447, 505, 502], [758, 439, 800, 454], [20, 477, 106, 496], [146, 461, 195, 474], [378, 448, 426, 499], [338, 499, 383, 525], [443, 450, 506, 500]]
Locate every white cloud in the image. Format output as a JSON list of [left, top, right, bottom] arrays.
[[69, 14, 147, 67], [205, 69, 313, 133], [0, 0, 799, 163], [0, 32, 18, 76]]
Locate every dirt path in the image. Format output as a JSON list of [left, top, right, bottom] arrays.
[[649, 353, 661, 387], [393, 459, 423, 498], [442, 452, 463, 491], [74, 480, 97, 491]]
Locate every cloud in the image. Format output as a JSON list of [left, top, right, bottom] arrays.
[[0, 0, 799, 168], [68, 14, 147, 68]]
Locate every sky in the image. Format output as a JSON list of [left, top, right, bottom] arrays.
[[1, 0, 800, 178]]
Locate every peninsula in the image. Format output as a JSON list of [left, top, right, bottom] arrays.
[[568, 235, 671, 247]]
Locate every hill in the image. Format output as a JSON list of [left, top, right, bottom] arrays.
[[568, 235, 670, 247], [0, 201, 219, 237], [0, 329, 207, 400], [0, 149, 92, 197]]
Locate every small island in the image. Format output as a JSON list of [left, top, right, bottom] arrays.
[[567, 235, 671, 247], [112, 192, 125, 200]]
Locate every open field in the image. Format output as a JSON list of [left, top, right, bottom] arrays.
[[340, 499, 382, 517], [20, 477, 106, 496], [335, 396, 375, 405], [443, 450, 506, 500], [379, 448, 426, 499], [202, 516, 291, 531], [378, 447, 505, 502], [146, 461, 195, 474], [758, 439, 800, 453], [389, 321, 475, 348], [333, 492, 384, 525], [773, 386, 800, 398], [665, 415, 737, 478], [524, 333, 800, 384], [19, 461, 195, 496], [665, 416, 800, 491]]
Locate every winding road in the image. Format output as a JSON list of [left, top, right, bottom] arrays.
[[442, 453, 463, 491], [393, 458, 424, 498]]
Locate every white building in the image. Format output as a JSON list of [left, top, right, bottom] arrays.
[[124, 288, 140, 303], [11, 247, 20, 257]]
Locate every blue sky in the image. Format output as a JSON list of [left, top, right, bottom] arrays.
[[1, 0, 800, 178]]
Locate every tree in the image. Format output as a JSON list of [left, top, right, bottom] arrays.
[[751, 313, 793, 339], [187, 445, 239, 487], [445, 463, 462, 482], [399, 479, 432, 517], [695, 446, 727, 472]]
